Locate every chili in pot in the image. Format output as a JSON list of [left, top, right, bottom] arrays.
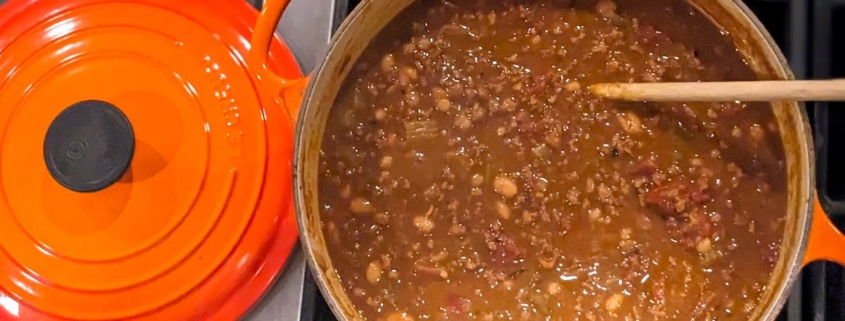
[[282, 0, 845, 320], [319, 0, 784, 319]]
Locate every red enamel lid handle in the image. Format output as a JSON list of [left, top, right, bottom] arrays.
[[249, 0, 310, 124]]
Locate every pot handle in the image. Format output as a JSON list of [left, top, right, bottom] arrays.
[[802, 194, 845, 266], [248, 0, 310, 124]]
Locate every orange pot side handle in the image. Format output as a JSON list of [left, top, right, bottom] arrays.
[[279, 76, 310, 123], [802, 194, 845, 266], [248, 0, 310, 123]]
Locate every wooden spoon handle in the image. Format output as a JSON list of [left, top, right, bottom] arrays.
[[589, 79, 845, 102]]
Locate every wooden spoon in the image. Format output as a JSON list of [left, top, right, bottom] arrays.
[[589, 79, 845, 102]]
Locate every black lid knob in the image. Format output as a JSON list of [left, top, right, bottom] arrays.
[[43, 100, 135, 193]]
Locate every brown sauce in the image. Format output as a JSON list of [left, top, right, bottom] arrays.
[[317, 1, 787, 320]]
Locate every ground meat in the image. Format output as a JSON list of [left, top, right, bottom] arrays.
[[445, 294, 471, 316], [629, 160, 658, 178], [484, 229, 525, 266], [645, 182, 711, 216]]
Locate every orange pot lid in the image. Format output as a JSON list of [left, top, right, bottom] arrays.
[[0, 0, 301, 320]]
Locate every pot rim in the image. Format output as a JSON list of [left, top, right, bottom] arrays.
[[714, 1, 814, 320], [293, 1, 816, 320]]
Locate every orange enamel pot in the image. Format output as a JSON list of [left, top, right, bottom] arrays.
[[279, 0, 845, 321], [0, 0, 307, 319]]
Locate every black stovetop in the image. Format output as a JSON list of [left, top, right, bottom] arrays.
[[301, 0, 845, 320]]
